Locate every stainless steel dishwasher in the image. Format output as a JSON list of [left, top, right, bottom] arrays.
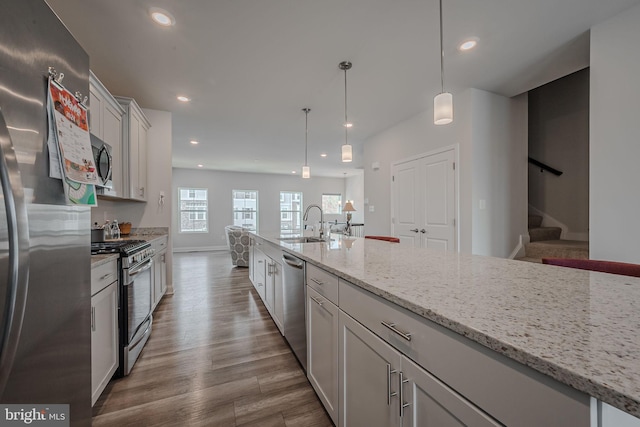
[[281, 253, 307, 371]]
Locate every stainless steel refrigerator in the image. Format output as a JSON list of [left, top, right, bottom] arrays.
[[0, 1, 91, 425]]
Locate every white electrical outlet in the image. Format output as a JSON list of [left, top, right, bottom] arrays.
[[369, 205, 375, 212]]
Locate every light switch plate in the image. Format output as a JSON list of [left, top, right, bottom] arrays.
[[369, 205, 375, 212]]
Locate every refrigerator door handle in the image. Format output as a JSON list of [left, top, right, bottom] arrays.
[[0, 109, 31, 396]]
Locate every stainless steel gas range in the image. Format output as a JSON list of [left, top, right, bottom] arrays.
[[92, 240, 155, 376]]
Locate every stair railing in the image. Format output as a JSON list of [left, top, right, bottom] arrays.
[[528, 157, 563, 176]]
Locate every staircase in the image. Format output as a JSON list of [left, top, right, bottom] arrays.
[[517, 214, 589, 263]]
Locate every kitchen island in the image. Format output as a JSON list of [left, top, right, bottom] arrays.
[[252, 232, 640, 425]]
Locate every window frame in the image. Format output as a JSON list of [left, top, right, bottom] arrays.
[[232, 189, 259, 232], [322, 193, 343, 215], [279, 191, 303, 235], [178, 187, 209, 233]]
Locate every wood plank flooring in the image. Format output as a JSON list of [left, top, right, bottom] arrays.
[[92, 251, 333, 426]]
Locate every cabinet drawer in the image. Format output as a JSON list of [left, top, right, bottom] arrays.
[[151, 235, 168, 252], [91, 259, 118, 296], [339, 280, 590, 427], [306, 263, 338, 305]]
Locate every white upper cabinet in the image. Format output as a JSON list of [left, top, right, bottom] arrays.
[[89, 72, 125, 198], [115, 96, 150, 202]]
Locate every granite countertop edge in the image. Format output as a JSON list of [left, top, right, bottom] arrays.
[[252, 232, 640, 419]]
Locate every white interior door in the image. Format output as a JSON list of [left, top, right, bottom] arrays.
[[392, 159, 421, 247], [422, 149, 456, 251]]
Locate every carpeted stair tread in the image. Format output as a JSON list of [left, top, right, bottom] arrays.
[[529, 226, 562, 242], [528, 214, 543, 228], [524, 239, 589, 260]]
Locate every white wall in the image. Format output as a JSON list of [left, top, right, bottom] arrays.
[[363, 88, 528, 257], [91, 108, 174, 290], [590, 2, 640, 263], [345, 171, 365, 224], [528, 69, 590, 239], [172, 168, 346, 251]]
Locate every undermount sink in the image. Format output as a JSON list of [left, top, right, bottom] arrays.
[[279, 236, 326, 244]]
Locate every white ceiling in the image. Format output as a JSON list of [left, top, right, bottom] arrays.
[[46, 0, 639, 178]]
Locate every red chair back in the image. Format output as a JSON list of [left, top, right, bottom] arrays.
[[365, 235, 400, 243], [542, 258, 640, 278]]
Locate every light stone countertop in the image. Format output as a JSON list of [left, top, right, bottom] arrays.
[[91, 253, 118, 267], [254, 232, 640, 418], [91, 229, 168, 266]]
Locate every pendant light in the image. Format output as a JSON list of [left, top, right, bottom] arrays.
[[302, 108, 311, 179], [434, 0, 453, 125], [339, 61, 353, 162]]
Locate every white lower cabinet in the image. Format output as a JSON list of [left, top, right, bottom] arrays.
[[339, 310, 400, 427], [249, 237, 285, 334], [307, 286, 339, 424], [91, 280, 118, 406], [338, 310, 499, 427]]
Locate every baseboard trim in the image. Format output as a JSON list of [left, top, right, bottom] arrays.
[[508, 234, 530, 259], [173, 246, 228, 253]]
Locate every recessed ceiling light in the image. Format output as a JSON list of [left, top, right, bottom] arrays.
[[291, 171, 296, 174], [190, 140, 199, 145], [320, 153, 327, 158], [197, 164, 203, 168], [150, 8, 175, 27], [459, 39, 478, 51], [177, 95, 190, 102], [344, 122, 353, 128]]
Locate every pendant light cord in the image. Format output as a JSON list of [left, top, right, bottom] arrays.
[[344, 67, 348, 145], [304, 109, 308, 166], [439, 0, 445, 93]]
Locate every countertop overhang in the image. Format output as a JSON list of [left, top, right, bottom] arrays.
[[253, 232, 640, 418]]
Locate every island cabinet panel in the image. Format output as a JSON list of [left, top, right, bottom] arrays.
[[400, 356, 500, 427], [252, 247, 267, 301], [339, 310, 401, 427], [339, 280, 591, 427], [307, 286, 339, 424]]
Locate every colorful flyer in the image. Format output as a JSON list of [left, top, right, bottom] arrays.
[[63, 178, 97, 206], [48, 79, 99, 185]]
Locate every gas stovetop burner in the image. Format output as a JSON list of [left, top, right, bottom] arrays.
[[91, 240, 150, 256]]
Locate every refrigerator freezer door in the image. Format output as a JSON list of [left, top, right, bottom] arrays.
[[0, 1, 92, 425]]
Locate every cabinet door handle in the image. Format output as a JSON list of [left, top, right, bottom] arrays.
[[420, 229, 426, 234], [91, 307, 96, 332], [99, 273, 111, 281], [410, 228, 419, 233], [310, 278, 324, 286], [140, 187, 145, 197], [399, 371, 410, 417], [310, 296, 324, 306], [386, 363, 398, 405], [381, 321, 412, 341]]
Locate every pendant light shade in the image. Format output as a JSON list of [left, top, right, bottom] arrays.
[[434, 0, 453, 125], [434, 92, 453, 125], [302, 108, 311, 178], [339, 61, 353, 162], [341, 144, 353, 162]]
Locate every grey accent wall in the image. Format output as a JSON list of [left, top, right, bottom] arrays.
[[528, 68, 590, 237], [590, 2, 640, 263]]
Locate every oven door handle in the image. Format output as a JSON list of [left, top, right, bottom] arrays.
[[127, 258, 153, 278]]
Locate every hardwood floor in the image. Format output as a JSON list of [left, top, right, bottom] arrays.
[[92, 251, 333, 426]]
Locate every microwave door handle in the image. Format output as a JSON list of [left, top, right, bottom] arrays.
[[98, 145, 112, 182], [0, 109, 31, 396]]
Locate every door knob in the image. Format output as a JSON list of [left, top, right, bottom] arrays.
[[420, 229, 426, 234], [410, 228, 419, 233]]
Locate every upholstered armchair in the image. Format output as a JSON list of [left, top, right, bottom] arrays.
[[225, 225, 250, 267]]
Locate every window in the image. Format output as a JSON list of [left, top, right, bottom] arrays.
[[322, 193, 342, 215], [280, 191, 302, 235], [232, 190, 258, 231], [179, 188, 208, 232]]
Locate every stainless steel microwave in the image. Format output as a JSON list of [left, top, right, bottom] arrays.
[[90, 134, 112, 189]]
